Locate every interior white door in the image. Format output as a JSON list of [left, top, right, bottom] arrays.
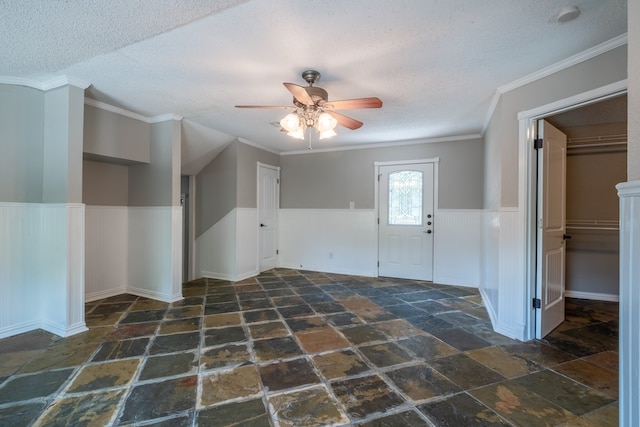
[[536, 119, 568, 338], [258, 164, 279, 272], [379, 163, 434, 281]]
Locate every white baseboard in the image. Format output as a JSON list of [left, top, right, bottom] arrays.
[[565, 290, 619, 302], [127, 286, 183, 303], [200, 269, 259, 283], [85, 287, 127, 302], [0, 320, 42, 340]]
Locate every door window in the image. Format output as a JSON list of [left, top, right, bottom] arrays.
[[388, 170, 423, 225]]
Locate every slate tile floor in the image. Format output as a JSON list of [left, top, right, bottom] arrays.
[[0, 269, 618, 426]]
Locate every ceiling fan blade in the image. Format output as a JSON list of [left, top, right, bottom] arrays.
[[324, 97, 383, 110], [326, 111, 363, 130], [283, 83, 314, 106], [235, 105, 293, 109]]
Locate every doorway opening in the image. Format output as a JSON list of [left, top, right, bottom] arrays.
[[520, 86, 627, 339]]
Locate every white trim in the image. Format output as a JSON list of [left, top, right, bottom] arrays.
[[281, 134, 481, 156], [0, 74, 91, 91], [84, 98, 151, 122], [257, 162, 281, 272], [374, 159, 440, 280], [518, 81, 628, 341], [501, 34, 628, 95], [150, 113, 183, 123], [238, 137, 281, 155], [565, 291, 619, 302], [85, 287, 127, 303]]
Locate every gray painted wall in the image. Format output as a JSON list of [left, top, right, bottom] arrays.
[[484, 45, 627, 208], [128, 120, 181, 207], [0, 84, 44, 202], [83, 104, 150, 164], [83, 160, 129, 205], [196, 142, 237, 237], [280, 138, 484, 210], [237, 142, 280, 209]]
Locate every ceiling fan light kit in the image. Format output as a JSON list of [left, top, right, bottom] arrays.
[[236, 69, 382, 144]]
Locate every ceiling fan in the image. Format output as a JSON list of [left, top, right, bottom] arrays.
[[235, 70, 382, 139]]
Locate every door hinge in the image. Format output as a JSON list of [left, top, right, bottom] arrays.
[[534, 138, 543, 150], [277, 178, 280, 184], [377, 261, 379, 267], [533, 298, 541, 309], [377, 218, 380, 224], [378, 173, 381, 181], [276, 249, 279, 255]]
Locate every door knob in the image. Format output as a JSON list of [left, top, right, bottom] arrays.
[[260, 223, 266, 227], [424, 230, 432, 234]]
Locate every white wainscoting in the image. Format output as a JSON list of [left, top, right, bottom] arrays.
[[434, 209, 482, 287], [480, 208, 527, 341], [617, 180, 640, 427], [85, 206, 128, 301], [128, 207, 182, 302], [196, 208, 260, 282], [196, 209, 237, 281], [0, 203, 87, 339], [278, 209, 378, 277], [235, 208, 259, 281]]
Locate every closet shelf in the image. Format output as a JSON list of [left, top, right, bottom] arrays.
[[566, 219, 619, 231]]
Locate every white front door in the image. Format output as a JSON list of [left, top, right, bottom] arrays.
[[536, 120, 568, 338], [378, 162, 434, 281], [258, 163, 279, 272]]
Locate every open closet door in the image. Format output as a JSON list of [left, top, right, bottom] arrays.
[[536, 119, 568, 338]]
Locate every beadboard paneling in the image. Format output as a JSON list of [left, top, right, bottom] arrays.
[[434, 209, 482, 287], [85, 206, 128, 301], [278, 209, 377, 277]]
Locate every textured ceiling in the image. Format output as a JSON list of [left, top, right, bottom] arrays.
[[0, 0, 628, 173]]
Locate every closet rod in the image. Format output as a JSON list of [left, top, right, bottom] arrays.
[[567, 141, 627, 149]]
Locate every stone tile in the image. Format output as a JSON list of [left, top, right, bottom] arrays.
[[204, 301, 240, 315], [268, 386, 349, 426], [357, 410, 431, 426], [0, 368, 74, 403], [34, 390, 124, 426], [358, 342, 414, 368], [239, 298, 274, 310], [325, 311, 364, 327], [203, 312, 241, 328], [429, 327, 492, 351], [466, 345, 544, 378], [286, 315, 327, 332], [203, 326, 246, 347], [248, 320, 290, 339], [158, 317, 201, 334], [582, 350, 618, 372], [397, 334, 459, 360], [196, 398, 269, 426], [92, 338, 149, 362], [199, 365, 262, 407], [253, 336, 303, 361], [471, 382, 584, 426], [90, 302, 132, 315], [513, 369, 615, 415], [429, 353, 505, 389], [165, 305, 203, 319], [339, 324, 387, 345], [340, 298, 395, 322], [309, 301, 345, 313], [200, 344, 252, 371], [331, 374, 405, 420], [149, 331, 200, 355], [436, 311, 484, 327], [418, 392, 512, 426], [0, 402, 47, 427], [120, 309, 166, 324], [312, 349, 370, 380], [462, 323, 520, 346], [85, 311, 125, 327], [407, 314, 454, 333], [119, 376, 197, 424], [106, 323, 158, 341], [243, 308, 280, 323], [130, 299, 170, 312], [581, 402, 618, 427], [18, 339, 99, 373], [553, 359, 618, 398], [0, 350, 44, 376], [296, 326, 350, 353], [67, 359, 140, 392], [374, 319, 428, 338], [139, 352, 198, 380], [502, 341, 576, 367], [170, 296, 205, 307], [386, 364, 460, 401], [271, 296, 306, 307], [258, 358, 320, 392], [278, 304, 315, 318], [0, 329, 58, 354]]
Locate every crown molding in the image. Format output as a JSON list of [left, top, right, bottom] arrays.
[[280, 133, 482, 156], [498, 33, 627, 95], [84, 98, 151, 122], [236, 137, 281, 155], [149, 113, 183, 123], [0, 75, 91, 91]]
